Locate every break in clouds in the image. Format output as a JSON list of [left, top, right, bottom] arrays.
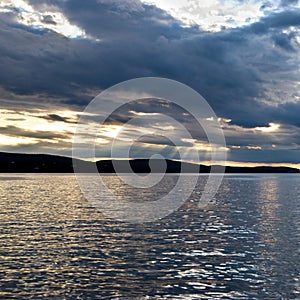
[[0, 0, 299, 165]]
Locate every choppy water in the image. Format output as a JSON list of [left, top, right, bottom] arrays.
[[0, 174, 299, 299]]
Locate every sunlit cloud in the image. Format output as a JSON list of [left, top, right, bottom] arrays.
[[255, 123, 280, 133], [0, 108, 77, 150], [129, 111, 161, 117], [100, 125, 123, 139], [0, 0, 91, 39], [247, 145, 262, 150], [142, 0, 265, 31], [0, 134, 38, 146]]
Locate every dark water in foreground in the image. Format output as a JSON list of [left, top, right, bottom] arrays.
[[0, 174, 299, 299]]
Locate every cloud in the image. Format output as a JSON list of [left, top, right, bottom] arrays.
[[280, 0, 299, 7], [43, 113, 78, 123], [139, 0, 266, 31], [0, 125, 71, 140], [245, 8, 300, 34], [0, 2, 298, 116], [41, 15, 57, 25], [0, 0, 299, 164]]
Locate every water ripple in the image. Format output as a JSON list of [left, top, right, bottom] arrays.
[[0, 174, 299, 299]]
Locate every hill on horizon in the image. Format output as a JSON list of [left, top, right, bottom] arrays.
[[0, 152, 299, 173]]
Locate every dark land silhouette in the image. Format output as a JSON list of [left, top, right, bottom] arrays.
[[0, 152, 299, 173]]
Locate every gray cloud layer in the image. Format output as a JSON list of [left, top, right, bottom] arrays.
[[0, 0, 300, 163]]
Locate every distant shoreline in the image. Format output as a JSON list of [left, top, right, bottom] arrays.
[[0, 152, 299, 173]]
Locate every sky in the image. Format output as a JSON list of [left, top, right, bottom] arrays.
[[0, 0, 300, 168]]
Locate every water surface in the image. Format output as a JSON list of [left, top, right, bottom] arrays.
[[0, 174, 299, 299]]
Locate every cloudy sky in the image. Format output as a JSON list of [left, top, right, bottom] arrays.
[[0, 0, 300, 168]]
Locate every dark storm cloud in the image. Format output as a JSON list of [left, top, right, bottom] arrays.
[[272, 31, 296, 52], [272, 102, 300, 128], [0, 2, 298, 120], [225, 98, 300, 129], [0, 0, 299, 163], [245, 9, 300, 34], [280, 0, 299, 7]]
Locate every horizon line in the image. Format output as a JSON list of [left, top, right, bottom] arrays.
[[1, 151, 300, 170]]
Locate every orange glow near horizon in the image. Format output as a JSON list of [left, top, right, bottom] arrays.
[[1, 108, 299, 170], [200, 160, 300, 170]]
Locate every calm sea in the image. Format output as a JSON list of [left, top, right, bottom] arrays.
[[0, 174, 299, 299]]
